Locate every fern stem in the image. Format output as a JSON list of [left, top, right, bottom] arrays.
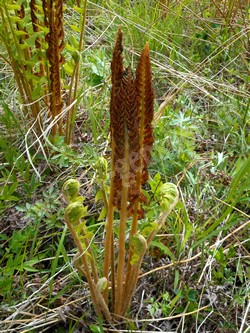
[[65, 215, 110, 320], [103, 139, 116, 305], [121, 235, 147, 316], [81, 230, 99, 284], [115, 126, 129, 316]]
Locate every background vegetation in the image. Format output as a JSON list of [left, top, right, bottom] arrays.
[[0, 0, 249, 332]]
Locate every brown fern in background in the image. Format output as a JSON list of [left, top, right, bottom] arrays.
[[43, 0, 64, 136], [1, 0, 87, 140], [0, 0, 67, 137]]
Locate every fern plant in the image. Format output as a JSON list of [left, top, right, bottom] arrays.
[[0, 0, 87, 141], [62, 29, 179, 321]]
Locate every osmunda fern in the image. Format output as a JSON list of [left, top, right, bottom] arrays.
[[103, 28, 156, 316], [0, 0, 72, 139], [62, 29, 178, 322], [43, 0, 64, 136]]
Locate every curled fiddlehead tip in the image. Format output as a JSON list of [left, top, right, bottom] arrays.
[[158, 182, 179, 210], [94, 156, 108, 181], [65, 202, 88, 225], [130, 233, 147, 265], [62, 179, 81, 203], [97, 277, 108, 293], [73, 251, 83, 269]]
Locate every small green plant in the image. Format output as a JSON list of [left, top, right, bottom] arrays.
[[0, 223, 43, 302], [211, 246, 236, 284], [147, 291, 172, 317], [62, 29, 178, 321], [0, 138, 41, 215]]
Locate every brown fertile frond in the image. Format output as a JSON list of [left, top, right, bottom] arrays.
[[111, 29, 124, 86], [112, 67, 137, 209], [136, 42, 154, 185], [43, 0, 64, 135], [111, 65, 147, 216], [110, 29, 125, 209], [124, 67, 143, 216], [110, 31, 154, 216]]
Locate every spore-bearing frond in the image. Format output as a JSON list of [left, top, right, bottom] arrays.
[[110, 30, 154, 216], [42, 0, 64, 135], [136, 42, 154, 186]]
